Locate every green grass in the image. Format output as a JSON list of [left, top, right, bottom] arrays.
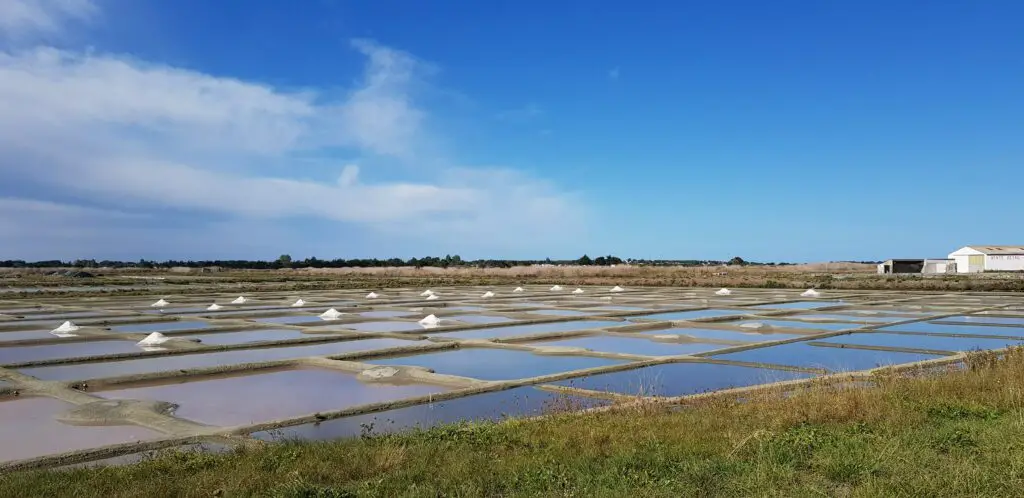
[[3, 349, 1024, 497]]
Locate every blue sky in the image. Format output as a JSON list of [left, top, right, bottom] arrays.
[[1, 0, 1022, 262]]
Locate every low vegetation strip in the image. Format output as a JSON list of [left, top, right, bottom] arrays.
[[3, 348, 1024, 497]]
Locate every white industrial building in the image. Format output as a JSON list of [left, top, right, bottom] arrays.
[[877, 258, 954, 274], [948, 246, 1024, 273]]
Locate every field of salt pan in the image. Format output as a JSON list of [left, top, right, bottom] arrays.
[[1, 286, 1022, 470]]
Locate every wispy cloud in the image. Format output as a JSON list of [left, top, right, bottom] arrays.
[[0, 0, 96, 40], [0, 4, 588, 258], [495, 103, 543, 121], [608, 66, 620, 80]]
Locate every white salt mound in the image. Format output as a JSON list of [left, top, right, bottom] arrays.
[[291, 299, 306, 307], [206, 303, 223, 311], [360, 366, 400, 380], [715, 288, 732, 296], [739, 322, 772, 330], [231, 296, 247, 304], [319, 308, 345, 319], [150, 299, 169, 307], [572, 288, 585, 294], [550, 285, 564, 291], [426, 294, 439, 300], [513, 287, 525, 293], [420, 290, 435, 297], [418, 314, 441, 326], [610, 286, 625, 292], [801, 289, 822, 298], [366, 292, 379, 299], [52, 321, 80, 333], [482, 291, 495, 298], [137, 332, 171, 346]]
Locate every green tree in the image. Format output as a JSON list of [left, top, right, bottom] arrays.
[[728, 256, 746, 266], [578, 254, 593, 266], [278, 254, 292, 267]]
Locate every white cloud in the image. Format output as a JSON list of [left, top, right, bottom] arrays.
[[0, 0, 96, 40], [0, 28, 587, 257]]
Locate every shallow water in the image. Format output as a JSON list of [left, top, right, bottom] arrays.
[[0, 329, 60, 342], [710, 341, 943, 371], [251, 315, 330, 325], [327, 321, 423, 333], [638, 327, 806, 342], [553, 363, 815, 397], [10, 311, 116, 321], [0, 340, 141, 364], [791, 313, 898, 323], [99, 368, 449, 427], [447, 315, 514, 324], [184, 329, 309, 345], [878, 322, 1024, 337], [359, 311, 418, 318], [820, 333, 1024, 352], [936, 315, 1024, 326], [368, 348, 628, 381], [432, 320, 623, 340], [739, 320, 861, 332], [633, 310, 751, 321], [527, 309, 597, 317], [750, 301, 845, 310], [252, 386, 610, 442], [588, 306, 649, 311], [527, 335, 728, 356], [110, 321, 213, 333], [19, 338, 421, 381], [0, 397, 161, 463]]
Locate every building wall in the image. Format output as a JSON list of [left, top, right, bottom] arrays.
[[986, 255, 1024, 271], [952, 255, 979, 273]]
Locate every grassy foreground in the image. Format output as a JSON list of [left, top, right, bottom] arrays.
[[3, 350, 1024, 497]]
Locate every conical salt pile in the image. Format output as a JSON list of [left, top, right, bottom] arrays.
[[418, 314, 442, 328], [715, 288, 732, 296], [151, 298, 169, 307], [319, 308, 345, 319], [137, 332, 171, 346], [420, 290, 435, 297], [801, 288, 821, 298], [291, 299, 306, 307], [51, 321, 80, 334], [550, 285, 563, 291], [572, 288, 585, 294], [207, 303, 223, 311], [482, 291, 495, 298], [610, 286, 625, 292], [426, 294, 439, 300], [366, 292, 379, 299], [231, 296, 247, 304], [513, 287, 524, 293]]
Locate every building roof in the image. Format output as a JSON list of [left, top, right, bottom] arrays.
[[962, 245, 1024, 255]]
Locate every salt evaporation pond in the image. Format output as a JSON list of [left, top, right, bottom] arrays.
[[252, 386, 609, 442], [99, 368, 449, 427], [368, 348, 628, 381]]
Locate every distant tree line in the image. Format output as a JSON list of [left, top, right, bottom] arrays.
[[0, 254, 785, 270]]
